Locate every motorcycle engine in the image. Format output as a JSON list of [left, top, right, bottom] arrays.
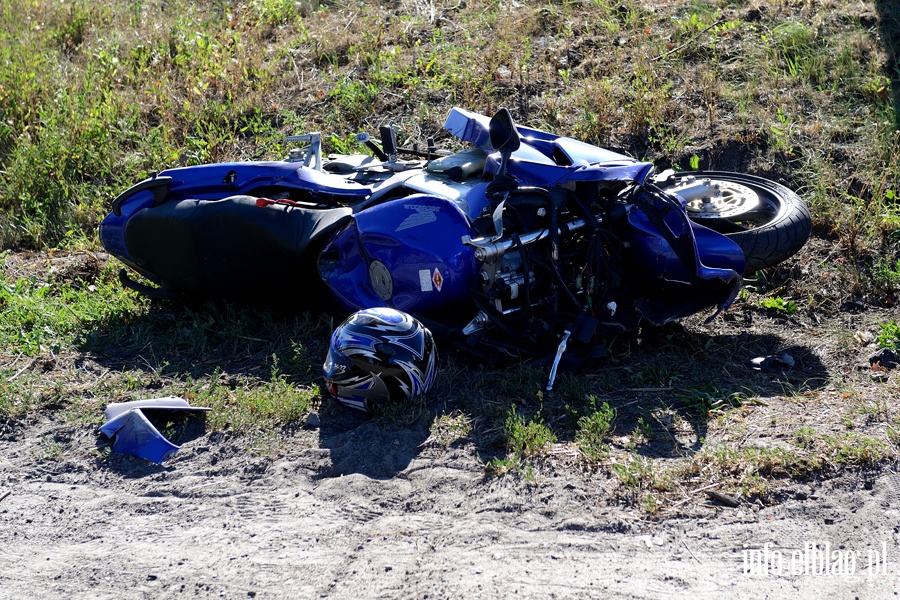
[[461, 189, 593, 344]]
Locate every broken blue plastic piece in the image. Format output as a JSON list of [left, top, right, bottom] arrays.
[[102, 408, 180, 464], [100, 396, 211, 464]]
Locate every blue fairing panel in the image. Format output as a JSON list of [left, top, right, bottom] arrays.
[[495, 158, 655, 187], [159, 162, 371, 200], [443, 107, 654, 187], [319, 195, 477, 315], [443, 108, 494, 153], [552, 137, 637, 165], [100, 189, 156, 263], [444, 107, 561, 153], [625, 207, 745, 280], [100, 409, 180, 464]]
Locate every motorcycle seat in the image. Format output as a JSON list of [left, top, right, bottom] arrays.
[[123, 195, 352, 302]]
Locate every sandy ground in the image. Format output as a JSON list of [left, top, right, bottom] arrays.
[[1, 242, 899, 599], [2, 410, 898, 599]]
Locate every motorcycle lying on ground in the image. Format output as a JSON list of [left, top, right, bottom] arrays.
[[100, 107, 811, 380]]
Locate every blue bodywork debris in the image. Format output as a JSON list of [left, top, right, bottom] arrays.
[[100, 396, 211, 464], [100, 408, 181, 464]]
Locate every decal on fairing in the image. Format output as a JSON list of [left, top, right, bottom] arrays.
[[433, 268, 444, 292], [396, 204, 440, 231], [419, 269, 433, 292]]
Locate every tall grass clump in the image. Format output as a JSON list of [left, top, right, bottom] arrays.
[[0, 0, 308, 248]]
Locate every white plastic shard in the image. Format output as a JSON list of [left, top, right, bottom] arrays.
[[104, 396, 211, 421]]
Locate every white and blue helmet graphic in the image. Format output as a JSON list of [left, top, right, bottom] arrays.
[[323, 308, 437, 412]]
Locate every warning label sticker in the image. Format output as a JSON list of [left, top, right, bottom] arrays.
[[433, 268, 444, 292]]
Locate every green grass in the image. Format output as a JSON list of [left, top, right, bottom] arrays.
[[184, 367, 317, 431], [0, 253, 326, 429], [686, 432, 894, 496], [0, 0, 895, 253], [576, 399, 616, 463], [0, 257, 138, 357], [676, 386, 749, 415]]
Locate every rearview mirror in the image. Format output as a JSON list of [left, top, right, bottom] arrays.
[[489, 108, 520, 154]]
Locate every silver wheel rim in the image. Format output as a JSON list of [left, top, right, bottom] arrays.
[[680, 180, 761, 219]]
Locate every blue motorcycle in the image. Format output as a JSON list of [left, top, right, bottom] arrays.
[[100, 107, 810, 367]]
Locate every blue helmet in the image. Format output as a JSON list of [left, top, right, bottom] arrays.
[[323, 308, 438, 412]]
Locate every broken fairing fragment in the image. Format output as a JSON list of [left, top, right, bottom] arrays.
[[100, 396, 211, 464], [104, 396, 212, 420], [100, 409, 180, 464]]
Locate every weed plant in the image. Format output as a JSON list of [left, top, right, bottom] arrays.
[[576, 398, 615, 463], [877, 321, 900, 349]]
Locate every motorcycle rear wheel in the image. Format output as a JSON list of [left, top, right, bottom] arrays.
[[661, 171, 811, 274]]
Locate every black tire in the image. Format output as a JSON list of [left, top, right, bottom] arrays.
[[660, 171, 811, 274]]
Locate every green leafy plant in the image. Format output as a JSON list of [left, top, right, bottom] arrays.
[[759, 296, 798, 315], [611, 454, 653, 488], [872, 257, 900, 290], [876, 320, 900, 349], [484, 407, 557, 477], [576, 399, 616, 463], [504, 407, 556, 458]]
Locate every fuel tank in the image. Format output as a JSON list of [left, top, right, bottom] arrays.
[[319, 195, 478, 315]]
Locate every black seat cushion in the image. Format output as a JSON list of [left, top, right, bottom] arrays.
[[124, 195, 352, 304]]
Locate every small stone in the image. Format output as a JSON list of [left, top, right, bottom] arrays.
[[855, 330, 875, 344], [750, 356, 769, 370], [777, 353, 795, 368], [305, 413, 320, 428]]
